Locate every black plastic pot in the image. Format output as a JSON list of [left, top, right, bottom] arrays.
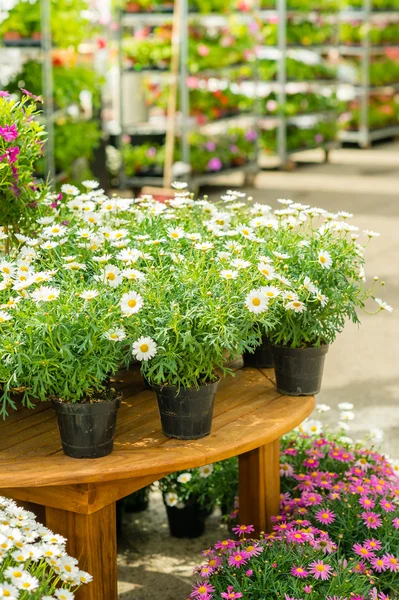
[[165, 497, 206, 538], [124, 487, 150, 513], [271, 344, 329, 396], [52, 395, 121, 458], [153, 380, 219, 440], [243, 336, 273, 369]]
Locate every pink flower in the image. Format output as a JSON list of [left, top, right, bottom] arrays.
[[291, 565, 309, 578], [245, 569, 253, 577], [359, 496, 375, 509], [207, 157, 222, 171], [383, 553, 399, 572], [380, 498, 395, 512], [221, 587, 242, 599], [304, 585, 313, 593], [191, 581, 216, 598], [214, 539, 235, 551], [21, 88, 43, 102], [353, 543, 375, 560], [393, 517, 399, 529], [315, 509, 335, 525], [199, 565, 214, 577], [287, 530, 309, 544], [370, 556, 387, 573], [308, 560, 332, 580], [244, 544, 263, 557], [361, 511, 382, 529], [302, 492, 323, 506], [232, 524, 255, 537], [197, 44, 210, 56], [206, 556, 221, 570], [0, 91, 10, 97], [228, 551, 249, 568], [0, 124, 18, 142], [364, 539, 382, 552], [303, 457, 319, 469], [280, 463, 294, 477]]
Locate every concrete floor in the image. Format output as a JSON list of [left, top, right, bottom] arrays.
[[117, 142, 399, 599]]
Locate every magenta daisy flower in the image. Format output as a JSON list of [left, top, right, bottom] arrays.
[[309, 560, 332, 580], [380, 498, 396, 512], [244, 544, 263, 557], [228, 551, 249, 568], [199, 565, 214, 578], [232, 524, 255, 537], [353, 561, 367, 573], [315, 509, 336, 525], [359, 496, 375, 509], [303, 586, 313, 594], [365, 538, 382, 552], [280, 463, 294, 477], [215, 539, 235, 550], [207, 556, 221, 570], [287, 530, 309, 544], [370, 556, 387, 573], [291, 565, 309, 578], [302, 492, 323, 506], [361, 511, 382, 529], [383, 553, 399, 572], [353, 543, 375, 560], [393, 517, 399, 529], [245, 569, 253, 577], [221, 587, 243, 599], [191, 581, 216, 598]]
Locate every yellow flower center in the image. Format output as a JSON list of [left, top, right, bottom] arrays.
[[128, 299, 137, 308], [13, 571, 22, 578], [261, 269, 269, 275], [107, 272, 116, 281], [316, 564, 326, 572], [234, 555, 242, 561], [52, 228, 60, 233], [252, 298, 261, 306], [140, 344, 149, 353], [320, 256, 326, 263], [48, 294, 56, 300], [322, 513, 329, 519], [198, 587, 207, 594], [110, 334, 118, 339], [171, 233, 179, 239]]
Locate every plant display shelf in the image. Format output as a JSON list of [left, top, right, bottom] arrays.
[[0, 363, 314, 600], [117, 1, 260, 189], [339, 2, 399, 147], [0, 0, 55, 180]]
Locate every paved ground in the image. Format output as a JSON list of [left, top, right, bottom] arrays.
[[117, 142, 399, 599]]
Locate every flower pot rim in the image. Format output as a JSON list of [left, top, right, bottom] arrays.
[[152, 378, 220, 392], [51, 389, 122, 406]]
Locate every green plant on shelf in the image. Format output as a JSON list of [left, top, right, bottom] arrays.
[[121, 141, 165, 176], [6, 59, 104, 110], [342, 0, 399, 8], [259, 58, 337, 82], [261, 91, 342, 117], [260, 0, 341, 10], [262, 18, 336, 47], [118, 0, 254, 13], [340, 20, 399, 46], [260, 121, 338, 154], [344, 94, 399, 130], [0, 0, 91, 48]]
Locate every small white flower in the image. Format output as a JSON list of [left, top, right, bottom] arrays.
[[340, 410, 355, 421], [245, 290, 269, 314], [132, 337, 157, 361], [120, 291, 144, 316], [285, 300, 307, 313], [61, 184, 80, 196], [316, 404, 331, 413], [199, 464, 214, 478], [338, 211, 353, 219], [76, 570, 93, 584], [369, 427, 384, 443], [121, 268, 146, 281], [220, 270, 238, 280], [301, 419, 323, 436], [64, 262, 86, 272], [0, 582, 19, 600], [167, 227, 185, 240], [339, 436, 354, 445], [41, 240, 59, 250], [257, 262, 276, 280], [0, 261, 15, 277], [303, 276, 318, 295], [338, 402, 354, 410], [316, 293, 328, 307], [375, 298, 393, 312], [231, 259, 251, 270], [273, 251, 290, 259], [14, 572, 39, 591], [177, 473, 192, 484], [283, 291, 298, 302], [363, 230, 380, 238], [0, 311, 12, 324], [104, 328, 126, 342], [79, 290, 99, 301], [260, 285, 280, 299], [216, 251, 230, 262], [194, 242, 214, 251], [318, 250, 332, 269], [171, 181, 188, 190], [277, 198, 293, 205], [338, 421, 351, 432], [102, 265, 122, 288], [236, 225, 254, 239], [164, 492, 179, 507], [54, 590, 75, 600], [82, 179, 99, 190], [31, 286, 60, 303]]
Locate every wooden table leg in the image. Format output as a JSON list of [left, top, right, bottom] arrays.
[[46, 502, 117, 600], [238, 438, 280, 534]]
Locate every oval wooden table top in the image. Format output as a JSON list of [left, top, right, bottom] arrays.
[[0, 364, 315, 489]]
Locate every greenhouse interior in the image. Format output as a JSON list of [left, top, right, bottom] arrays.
[[0, 0, 398, 599]]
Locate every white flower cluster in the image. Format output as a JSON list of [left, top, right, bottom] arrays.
[[0, 496, 91, 599]]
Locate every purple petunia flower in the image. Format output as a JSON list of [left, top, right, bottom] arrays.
[[245, 130, 258, 141], [205, 141, 216, 152], [0, 124, 18, 142], [207, 157, 222, 171]]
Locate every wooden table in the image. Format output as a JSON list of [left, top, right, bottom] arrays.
[[0, 364, 314, 600]]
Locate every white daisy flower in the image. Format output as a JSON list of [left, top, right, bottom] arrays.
[[194, 242, 214, 251], [76, 571, 93, 584], [1, 297, 21, 310], [220, 270, 238, 280], [167, 227, 185, 240], [101, 199, 117, 212], [82, 179, 99, 190], [120, 291, 144, 316], [375, 298, 393, 312], [104, 328, 126, 342], [177, 473, 192, 484], [30, 286, 60, 302], [0, 261, 15, 277], [54, 590, 74, 600], [338, 402, 354, 410], [231, 259, 251, 270], [132, 337, 157, 361], [198, 464, 214, 478], [186, 233, 202, 241], [303, 276, 318, 295], [236, 225, 254, 238], [102, 265, 122, 288], [40, 241, 59, 250], [216, 251, 230, 262], [277, 198, 293, 205], [316, 404, 331, 413], [301, 419, 323, 436], [258, 262, 276, 280], [363, 229, 380, 238], [0, 311, 12, 324], [316, 293, 328, 307], [340, 410, 355, 421], [92, 254, 112, 264], [273, 251, 290, 259], [164, 492, 179, 507], [318, 250, 332, 269], [245, 290, 269, 314], [369, 427, 384, 442], [260, 285, 281, 299], [282, 291, 298, 302], [61, 184, 80, 196], [0, 582, 19, 599], [338, 421, 351, 432], [171, 181, 188, 190], [121, 268, 146, 281], [339, 436, 354, 445], [42, 225, 67, 238], [79, 290, 99, 301], [64, 262, 86, 271], [285, 300, 307, 313]]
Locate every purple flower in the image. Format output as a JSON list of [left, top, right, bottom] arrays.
[[205, 141, 216, 152], [0, 124, 18, 141], [314, 134, 324, 143], [61, 220, 69, 226], [51, 201, 59, 209], [20, 88, 43, 103], [245, 130, 258, 141], [230, 145, 239, 153], [0, 91, 10, 97], [146, 147, 157, 158], [207, 157, 222, 171], [8, 146, 20, 163]]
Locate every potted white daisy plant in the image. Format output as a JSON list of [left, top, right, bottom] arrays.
[[243, 201, 392, 395]]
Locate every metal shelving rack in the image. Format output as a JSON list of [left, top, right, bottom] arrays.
[[0, 0, 55, 181], [339, 1, 399, 147], [257, 1, 341, 168], [116, 4, 260, 189]]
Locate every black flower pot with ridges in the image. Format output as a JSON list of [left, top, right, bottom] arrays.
[[164, 497, 206, 538], [52, 394, 121, 458], [153, 380, 219, 440], [243, 336, 273, 369], [271, 344, 329, 396]]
